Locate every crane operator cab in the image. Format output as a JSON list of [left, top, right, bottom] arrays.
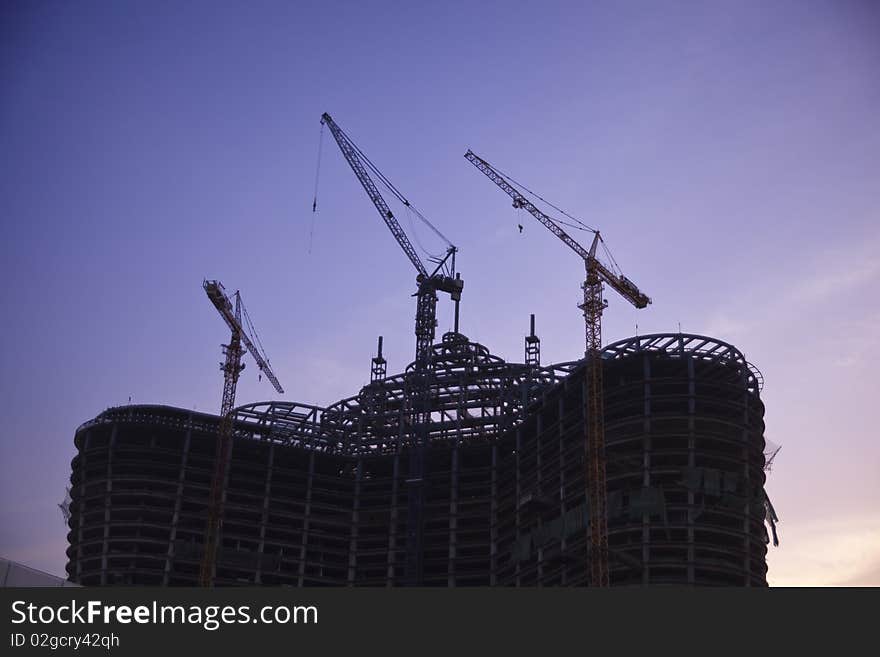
[[416, 273, 464, 302]]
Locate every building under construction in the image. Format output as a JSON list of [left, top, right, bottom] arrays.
[[66, 330, 775, 586], [65, 114, 778, 586]]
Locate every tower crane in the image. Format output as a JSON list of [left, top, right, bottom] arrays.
[[199, 280, 284, 587], [321, 113, 464, 366], [321, 112, 463, 585], [464, 150, 651, 587]]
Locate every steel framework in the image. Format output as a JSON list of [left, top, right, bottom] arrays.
[[66, 332, 774, 587]]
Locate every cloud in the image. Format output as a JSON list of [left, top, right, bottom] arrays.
[[703, 313, 755, 342], [297, 355, 369, 406], [790, 249, 880, 304], [704, 230, 880, 360], [767, 513, 880, 587], [836, 560, 880, 587], [828, 308, 880, 369]]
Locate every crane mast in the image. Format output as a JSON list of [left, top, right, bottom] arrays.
[[322, 113, 463, 585], [582, 242, 610, 587], [199, 280, 283, 587], [321, 113, 463, 368], [464, 150, 651, 587]]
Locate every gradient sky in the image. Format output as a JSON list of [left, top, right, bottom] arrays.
[[1, 0, 878, 586]]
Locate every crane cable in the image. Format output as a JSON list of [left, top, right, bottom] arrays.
[[482, 156, 597, 234], [309, 123, 325, 254], [335, 122, 456, 250], [600, 237, 624, 278], [354, 139, 452, 248], [404, 204, 446, 262], [240, 297, 271, 367], [482, 154, 634, 278]]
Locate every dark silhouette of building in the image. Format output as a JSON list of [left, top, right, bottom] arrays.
[[66, 332, 774, 586]]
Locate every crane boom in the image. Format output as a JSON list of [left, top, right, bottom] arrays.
[[465, 149, 651, 588], [465, 150, 650, 309], [204, 281, 284, 394], [321, 113, 428, 277]]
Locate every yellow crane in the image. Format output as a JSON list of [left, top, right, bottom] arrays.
[[464, 151, 651, 586], [199, 280, 283, 586]]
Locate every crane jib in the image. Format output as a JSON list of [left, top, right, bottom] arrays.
[[322, 113, 429, 279], [203, 280, 285, 395], [464, 150, 651, 310]]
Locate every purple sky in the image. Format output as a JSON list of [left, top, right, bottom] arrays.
[[2, 0, 878, 585]]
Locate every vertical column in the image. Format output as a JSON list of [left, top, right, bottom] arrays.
[[579, 372, 589, 586], [641, 354, 651, 587], [163, 421, 192, 585], [100, 424, 117, 586], [297, 450, 315, 587], [387, 451, 400, 586], [535, 405, 544, 585], [447, 446, 459, 586], [558, 395, 567, 585], [742, 370, 752, 586], [348, 457, 362, 586], [74, 430, 90, 583], [255, 444, 274, 584], [687, 356, 696, 585], [218, 426, 235, 581], [514, 425, 522, 587], [489, 444, 498, 586]]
